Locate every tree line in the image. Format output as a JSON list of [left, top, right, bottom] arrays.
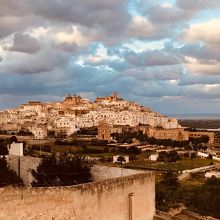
[[111, 131, 209, 148], [156, 171, 220, 218]]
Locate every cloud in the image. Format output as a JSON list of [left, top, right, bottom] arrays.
[[30, 0, 130, 34], [147, 4, 186, 24], [0, 0, 131, 44], [0, 0, 31, 16], [52, 41, 78, 53], [131, 80, 183, 98], [180, 43, 220, 62], [183, 19, 220, 45], [179, 19, 220, 75], [0, 16, 35, 39], [2, 48, 68, 74], [127, 16, 156, 38], [185, 84, 220, 99], [186, 62, 220, 75], [176, 0, 220, 11], [179, 74, 220, 86], [126, 50, 182, 66], [5, 33, 41, 53], [54, 26, 98, 47], [125, 65, 183, 81]]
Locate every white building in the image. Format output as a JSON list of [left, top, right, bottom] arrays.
[[149, 154, 159, 161], [205, 171, 220, 178], [8, 142, 23, 156]]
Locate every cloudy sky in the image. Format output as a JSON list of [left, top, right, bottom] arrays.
[[1, 0, 220, 114]]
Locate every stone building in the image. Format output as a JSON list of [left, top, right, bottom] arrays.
[[188, 131, 215, 144], [0, 111, 11, 124], [96, 92, 123, 102], [97, 121, 112, 141], [147, 128, 189, 141], [1, 123, 20, 133]]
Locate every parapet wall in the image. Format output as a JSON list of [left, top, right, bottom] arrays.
[[91, 164, 145, 182], [0, 172, 155, 220]]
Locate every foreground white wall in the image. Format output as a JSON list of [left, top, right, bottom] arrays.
[[8, 142, 23, 156]]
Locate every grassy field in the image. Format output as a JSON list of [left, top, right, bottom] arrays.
[[125, 158, 213, 172], [29, 150, 52, 157], [51, 145, 80, 153]]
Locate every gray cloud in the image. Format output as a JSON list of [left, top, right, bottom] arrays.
[[131, 80, 184, 98], [180, 43, 220, 62], [147, 5, 187, 24], [3, 49, 69, 74], [52, 42, 78, 53], [0, 0, 131, 42], [178, 72, 220, 85], [6, 33, 41, 53], [27, 0, 130, 38], [126, 50, 182, 66], [0, 0, 29, 17], [0, 16, 34, 39], [125, 65, 183, 81], [176, 0, 220, 11]]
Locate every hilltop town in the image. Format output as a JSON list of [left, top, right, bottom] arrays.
[[0, 92, 180, 139]]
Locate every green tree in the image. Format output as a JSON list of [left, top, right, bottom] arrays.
[[156, 170, 180, 211], [0, 156, 23, 187], [168, 151, 181, 162], [126, 146, 141, 155], [0, 143, 8, 155], [0, 138, 8, 155], [157, 151, 169, 162], [31, 154, 93, 187], [157, 151, 181, 163], [207, 154, 213, 160], [160, 171, 180, 190], [190, 152, 196, 160]]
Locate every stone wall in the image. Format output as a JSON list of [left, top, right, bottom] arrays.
[[91, 164, 145, 182], [0, 172, 155, 220], [0, 134, 32, 140], [0, 134, 51, 144]]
